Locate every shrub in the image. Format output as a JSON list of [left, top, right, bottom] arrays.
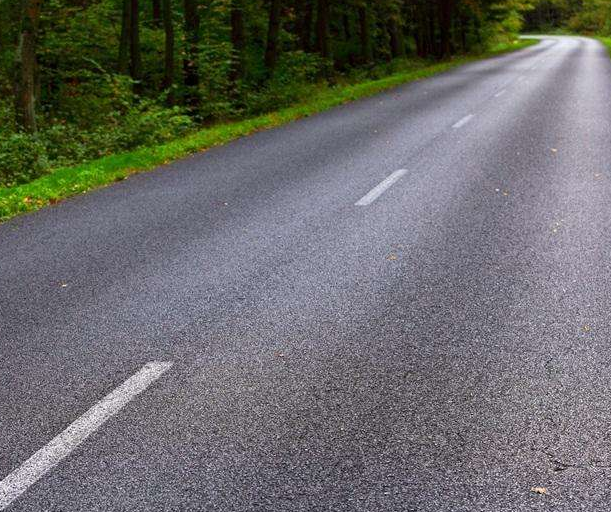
[[0, 133, 50, 187], [106, 101, 194, 150], [0, 98, 193, 187], [242, 51, 323, 116]]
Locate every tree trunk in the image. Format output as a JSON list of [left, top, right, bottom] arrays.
[[342, 13, 350, 40], [118, 0, 131, 74], [152, 0, 161, 27], [459, 14, 467, 52], [388, 17, 403, 59], [183, 0, 200, 107], [264, 0, 282, 71], [298, 0, 313, 52], [14, 0, 41, 133], [438, 0, 453, 58], [130, 0, 143, 89], [413, 2, 426, 57], [315, 0, 330, 59], [162, 0, 174, 97], [358, 5, 372, 63], [428, 1, 436, 56], [229, 0, 245, 83]]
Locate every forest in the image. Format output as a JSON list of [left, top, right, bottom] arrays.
[[0, 0, 605, 190]]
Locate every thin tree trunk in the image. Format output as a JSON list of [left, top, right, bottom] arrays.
[[315, 0, 330, 58], [298, 0, 313, 52], [229, 0, 245, 83], [162, 0, 174, 97], [130, 0, 142, 90], [358, 5, 372, 63], [389, 12, 404, 58], [118, 0, 131, 74], [152, 0, 161, 27], [439, 0, 453, 58], [264, 0, 282, 71], [342, 13, 350, 40], [183, 0, 200, 107], [14, 0, 41, 133], [428, 1, 436, 56]]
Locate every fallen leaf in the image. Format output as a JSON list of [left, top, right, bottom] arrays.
[[531, 487, 548, 495]]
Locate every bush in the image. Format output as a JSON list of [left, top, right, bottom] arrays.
[[242, 51, 323, 116], [0, 134, 50, 187], [105, 101, 194, 150], [0, 98, 193, 188]]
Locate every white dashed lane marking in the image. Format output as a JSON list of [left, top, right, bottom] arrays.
[[0, 361, 173, 510], [452, 114, 474, 129], [355, 169, 409, 206]]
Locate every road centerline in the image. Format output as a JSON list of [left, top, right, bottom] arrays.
[[452, 114, 475, 129], [355, 169, 408, 206], [0, 361, 173, 510]]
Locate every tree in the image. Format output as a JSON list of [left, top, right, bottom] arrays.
[[315, 0, 330, 58], [152, 0, 162, 27], [162, 0, 174, 95], [183, 0, 200, 107], [439, 0, 455, 57], [14, 0, 41, 132], [358, 3, 372, 63], [264, 0, 282, 71], [130, 0, 143, 87], [118, 0, 131, 73], [230, 0, 246, 83], [297, 0, 313, 52]]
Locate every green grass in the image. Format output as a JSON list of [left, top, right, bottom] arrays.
[[595, 36, 611, 55], [0, 38, 539, 222]]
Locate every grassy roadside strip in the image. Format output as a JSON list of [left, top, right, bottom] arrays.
[[595, 36, 611, 55], [0, 38, 538, 223]]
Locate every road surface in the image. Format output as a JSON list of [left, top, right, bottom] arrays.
[[2, 36, 611, 511]]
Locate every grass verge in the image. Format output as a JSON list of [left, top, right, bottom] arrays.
[[0, 38, 538, 223], [596, 36, 611, 55]]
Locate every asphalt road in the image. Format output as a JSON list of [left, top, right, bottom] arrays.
[[2, 36, 611, 511]]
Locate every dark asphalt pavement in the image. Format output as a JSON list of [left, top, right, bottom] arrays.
[[2, 36, 611, 510]]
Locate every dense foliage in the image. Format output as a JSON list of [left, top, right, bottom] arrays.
[[524, 0, 611, 33], [1, 0, 535, 187]]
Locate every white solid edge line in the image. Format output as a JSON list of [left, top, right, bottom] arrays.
[[494, 89, 507, 98], [452, 114, 474, 129], [355, 169, 408, 206], [0, 361, 173, 510]]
